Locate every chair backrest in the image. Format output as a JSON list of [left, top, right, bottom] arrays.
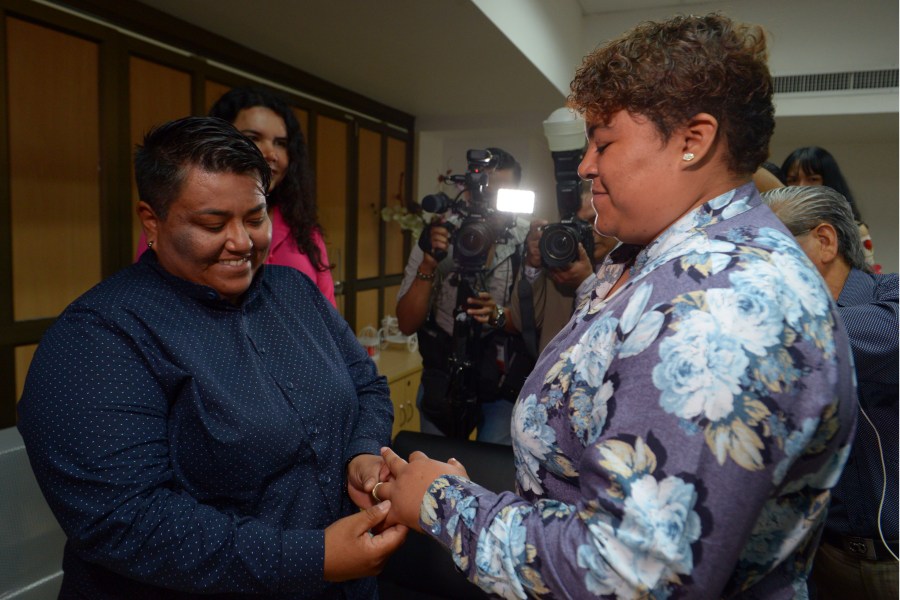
[[378, 431, 516, 599], [0, 426, 65, 599]]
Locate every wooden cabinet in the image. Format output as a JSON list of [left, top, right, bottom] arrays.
[[388, 373, 420, 440], [374, 346, 422, 441]]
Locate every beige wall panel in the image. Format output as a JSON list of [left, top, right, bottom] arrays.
[[316, 115, 347, 292], [385, 137, 408, 275], [204, 80, 231, 113], [357, 128, 381, 279], [130, 57, 192, 250], [356, 289, 379, 333], [14, 345, 37, 405], [7, 18, 101, 321]]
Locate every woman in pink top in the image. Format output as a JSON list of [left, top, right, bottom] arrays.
[[137, 87, 336, 305]]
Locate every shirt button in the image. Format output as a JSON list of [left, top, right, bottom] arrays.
[[205, 291, 218, 300], [312, 425, 319, 435], [321, 474, 331, 483], [286, 381, 294, 390], [259, 347, 266, 354]]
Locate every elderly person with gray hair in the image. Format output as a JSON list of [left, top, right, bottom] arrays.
[[763, 185, 898, 599]]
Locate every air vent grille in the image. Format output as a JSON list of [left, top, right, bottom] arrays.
[[774, 69, 898, 94]]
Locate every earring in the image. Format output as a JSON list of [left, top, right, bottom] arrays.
[[147, 241, 154, 249], [682, 152, 695, 161]]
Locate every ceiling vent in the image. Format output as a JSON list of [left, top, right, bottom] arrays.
[[774, 69, 898, 94]]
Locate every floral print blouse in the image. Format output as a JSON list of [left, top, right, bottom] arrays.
[[420, 183, 857, 599]]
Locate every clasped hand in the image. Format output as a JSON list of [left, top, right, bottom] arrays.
[[323, 454, 406, 582], [373, 447, 469, 534]]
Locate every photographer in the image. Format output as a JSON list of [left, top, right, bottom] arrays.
[[509, 180, 617, 353], [396, 147, 530, 445]]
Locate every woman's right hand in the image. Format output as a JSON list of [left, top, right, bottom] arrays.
[[323, 501, 408, 582]]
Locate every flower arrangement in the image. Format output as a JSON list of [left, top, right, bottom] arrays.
[[380, 204, 425, 239], [379, 169, 458, 240]]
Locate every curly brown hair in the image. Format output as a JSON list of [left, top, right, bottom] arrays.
[[568, 13, 774, 175]]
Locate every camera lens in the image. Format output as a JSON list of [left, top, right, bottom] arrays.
[[539, 224, 578, 269], [422, 192, 451, 214], [454, 220, 494, 267]]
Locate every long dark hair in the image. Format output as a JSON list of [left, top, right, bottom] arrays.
[[209, 87, 330, 271], [780, 146, 861, 221]]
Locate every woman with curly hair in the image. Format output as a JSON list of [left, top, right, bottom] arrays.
[[137, 87, 336, 305], [377, 13, 856, 598]]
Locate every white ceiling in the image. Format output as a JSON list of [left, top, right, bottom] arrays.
[[132, 0, 896, 145], [135, 0, 566, 127]]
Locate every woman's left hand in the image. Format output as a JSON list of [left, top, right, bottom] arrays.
[[346, 454, 391, 509], [374, 447, 468, 533]]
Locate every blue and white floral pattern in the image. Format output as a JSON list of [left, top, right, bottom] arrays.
[[420, 183, 856, 599]]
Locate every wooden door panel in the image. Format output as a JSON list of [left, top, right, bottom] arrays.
[[7, 18, 101, 321]]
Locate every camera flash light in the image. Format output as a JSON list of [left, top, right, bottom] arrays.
[[496, 188, 535, 214]]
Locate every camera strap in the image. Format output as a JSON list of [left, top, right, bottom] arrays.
[[517, 274, 539, 360]]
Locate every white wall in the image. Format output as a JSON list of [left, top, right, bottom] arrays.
[[580, 0, 898, 75], [416, 0, 898, 272]]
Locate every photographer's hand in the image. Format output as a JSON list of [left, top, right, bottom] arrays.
[[525, 219, 548, 268], [549, 243, 594, 290], [466, 291, 496, 325], [397, 222, 450, 335], [423, 224, 451, 265]]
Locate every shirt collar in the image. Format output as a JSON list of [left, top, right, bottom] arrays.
[[837, 267, 876, 307], [631, 181, 759, 276], [139, 249, 265, 308]]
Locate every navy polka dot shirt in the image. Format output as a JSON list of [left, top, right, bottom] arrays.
[[18, 252, 392, 599]]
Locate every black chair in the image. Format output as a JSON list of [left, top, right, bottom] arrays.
[[377, 431, 516, 599]]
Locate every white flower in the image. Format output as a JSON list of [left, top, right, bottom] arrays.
[[618, 474, 701, 572], [708, 286, 782, 356], [512, 394, 555, 494], [571, 316, 619, 388], [653, 308, 750, 422]]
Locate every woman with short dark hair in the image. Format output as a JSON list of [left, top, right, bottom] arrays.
[[20, 116, 403, 599]]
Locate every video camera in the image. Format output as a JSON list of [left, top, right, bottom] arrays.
[[538, 148, 594, 269], [418, 149, 532, 273]]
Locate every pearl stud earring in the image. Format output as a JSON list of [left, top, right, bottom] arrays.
[[682, 152, 695, 161]]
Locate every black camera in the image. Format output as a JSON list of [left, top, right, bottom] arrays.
[[539, 218, 595, 269], [537, 147, 594, 268], [418, 149, 516, 272]]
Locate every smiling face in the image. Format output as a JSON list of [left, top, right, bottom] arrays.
[[142, 168, 271, 303], [232, 106, 289, 192], [578, 110, 695, 245]]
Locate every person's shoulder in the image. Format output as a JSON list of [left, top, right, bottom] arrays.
[[873, 271, 898, 289], [872, 272, 899, 304], [262, 263, 312, 286], [69, 263, 155, 311], [843, 269, 898, 305], [261, 264, 324, 302]]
